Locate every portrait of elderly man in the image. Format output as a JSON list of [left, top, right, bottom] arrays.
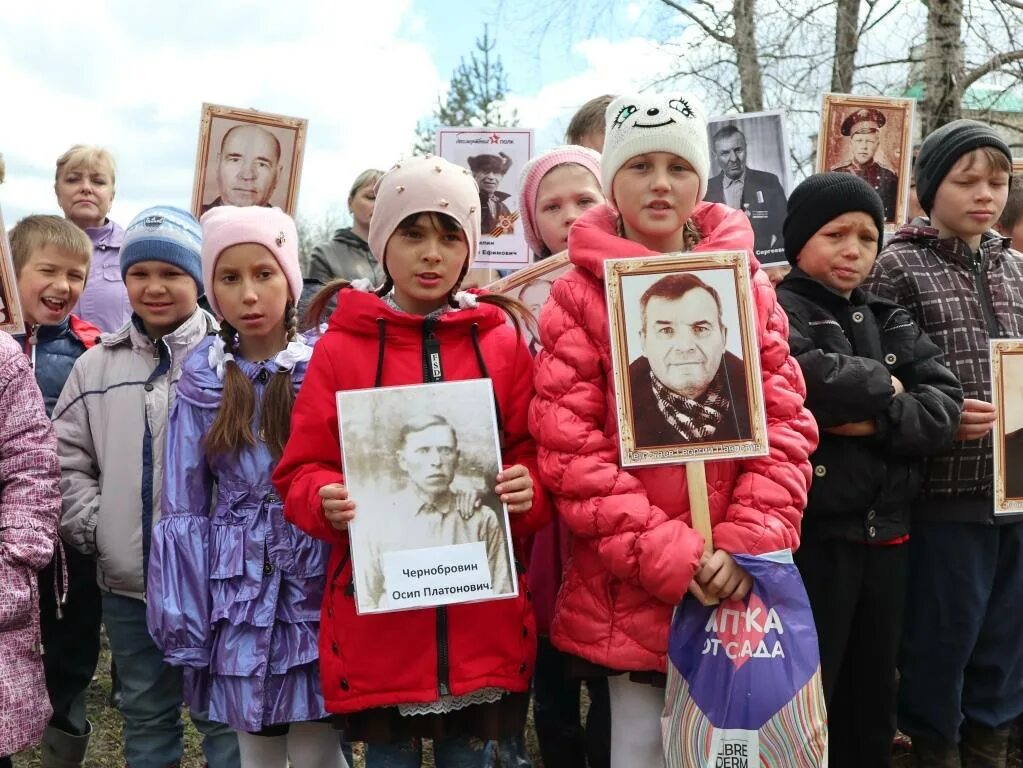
[[831, 107, 899, 221], [705, 125, 788, 262], [468, 152, 516, 235], [202, 123, 282, 213], [361, 414, 512, 609], [628, 273, 751, 449]]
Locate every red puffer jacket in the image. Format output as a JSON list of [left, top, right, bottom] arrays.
[[529, 202, 817, 673], [273, 287, 550, 714]]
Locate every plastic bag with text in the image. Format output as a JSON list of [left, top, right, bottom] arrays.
[[661, 550, 827, 767]]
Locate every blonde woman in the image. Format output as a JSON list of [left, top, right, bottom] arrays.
[[308, 168, 384, 285], [54, 145, 130, 332]]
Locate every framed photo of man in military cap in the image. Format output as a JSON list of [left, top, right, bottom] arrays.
[[486, 253, 571, 355], [817, 94, 915, 229], [191, 103, 308, 219], [992, 339, 1023, 515], [437, 127, 534, 269], [605, 251, 769, 468]]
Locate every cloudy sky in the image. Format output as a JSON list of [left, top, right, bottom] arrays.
[[0, 0, 680, 229]]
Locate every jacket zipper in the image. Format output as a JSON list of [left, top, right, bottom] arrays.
[[421, 317, 451, 697], [973, 251, 1000, 337]]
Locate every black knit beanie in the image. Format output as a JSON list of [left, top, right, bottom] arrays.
[[783, 172, 886, 266], [915, 119, 1011, 214]]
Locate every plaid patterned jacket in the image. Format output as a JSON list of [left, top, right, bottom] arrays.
[[864, 222, 1023, 523]]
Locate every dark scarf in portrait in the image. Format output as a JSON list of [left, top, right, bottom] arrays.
[[649, 364, 732, 441]]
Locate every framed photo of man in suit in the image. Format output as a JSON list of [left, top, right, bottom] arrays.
[[705, 111, 792, 267], [191, 103, 308, 219], [338, 379, 518, 614], [605, 251, 768, 468], [817, 93, 914, 229], [486, 252, 571, 355], [0, 205, 25, 335], [992, 340, 1023, 514]]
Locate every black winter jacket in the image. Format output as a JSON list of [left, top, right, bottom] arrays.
[[777, 270, 963, 542]]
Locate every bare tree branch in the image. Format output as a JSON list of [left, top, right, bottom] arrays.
[[960, 49, 1023, 91]]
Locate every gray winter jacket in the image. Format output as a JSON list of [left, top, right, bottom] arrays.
[[307, 227, 383, 286], [53, 308, 217, 600]]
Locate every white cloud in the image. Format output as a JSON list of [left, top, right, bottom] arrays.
[[504, 36, 688, 150], [0, 0, 444, 227]]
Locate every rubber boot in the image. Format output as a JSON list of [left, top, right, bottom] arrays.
[[913, 732, 963, 768], [40, 720, 92, 768], [961, 720, 1010, 768]]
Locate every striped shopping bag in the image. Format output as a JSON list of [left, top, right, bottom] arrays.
[[661, 550, 828, 767]]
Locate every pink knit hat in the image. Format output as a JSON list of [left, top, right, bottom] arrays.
[[369, 156, 482, 278], [199, 205, 303, 318], [518, 145, 601, 256]]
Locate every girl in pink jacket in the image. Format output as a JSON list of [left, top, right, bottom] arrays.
[[528, 93, 818, 767], [0, 331, 62, 765]]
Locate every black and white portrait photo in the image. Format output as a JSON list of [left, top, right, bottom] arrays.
[[191, 103, 307, 218], [993, 342, 1023, 512], [437, 127, 534, 269], [605, 252, 768, 467], [705, 111, 791, 266], [337, 379, 517, 614]]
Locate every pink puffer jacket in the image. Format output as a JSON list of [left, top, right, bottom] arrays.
[[0, 332, 61, 756], [528, 202, 817, 673]]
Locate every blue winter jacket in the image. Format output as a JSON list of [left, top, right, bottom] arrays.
[[146, 335, 330, 731], [14, 316, 102, 416]]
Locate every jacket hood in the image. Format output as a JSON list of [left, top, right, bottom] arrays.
[[331, 227, 370, 250], [326, 286, 508, 338], [568, 201, 756, 282]]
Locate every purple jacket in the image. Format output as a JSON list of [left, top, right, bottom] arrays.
[[0, 332, 61, 756], [72, 219, 131, 333], [146, 335, 329, 732]]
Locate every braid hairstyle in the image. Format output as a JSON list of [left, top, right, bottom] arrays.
[[262, 301, 299, 460], [205, 321, 257, 455]]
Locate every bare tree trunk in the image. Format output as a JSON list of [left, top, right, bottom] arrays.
[[831, 0, 860, 92], [922, 0, 965, 135], [732, 0, 764, 112]]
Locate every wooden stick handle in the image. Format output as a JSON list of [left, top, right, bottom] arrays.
[[686, 460, 718, 606], [686, 460, 713, 555]]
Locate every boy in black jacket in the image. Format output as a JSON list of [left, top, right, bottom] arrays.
[[776, 173, 963, 768]]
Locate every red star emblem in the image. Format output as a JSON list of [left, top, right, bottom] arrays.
[[489, 133, 500, 144]]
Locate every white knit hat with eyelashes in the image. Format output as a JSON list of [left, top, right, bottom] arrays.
[[601, 93, 710, 206]]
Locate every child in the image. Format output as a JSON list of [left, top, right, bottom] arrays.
[[775, 173, 963, 767], [996, 179, 1023, 252], [10, 215, 103, 768], [146, 205, 345, 767], [518, 144, 611, 768], [0, 332, 61, 768], [272, 156, 549, 768], [529, 93, 818, 767], [863, 120, 1023, 765], [53, 207, 240, 768], [519, 144, 603, 261], [565, 95, 615, 153]]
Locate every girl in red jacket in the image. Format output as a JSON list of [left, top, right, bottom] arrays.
[[528, 93, 818, 767], [272, 156, 549, 768]]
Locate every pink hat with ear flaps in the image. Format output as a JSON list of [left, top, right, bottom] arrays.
[[368, 156, 482, 278], [518, 145, 602, 256], [199, 205, 303, 318]]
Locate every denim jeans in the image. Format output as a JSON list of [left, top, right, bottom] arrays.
[[365, 736, 488, 768], [102, 592, 240, 768], [482, 734, 532, 767]]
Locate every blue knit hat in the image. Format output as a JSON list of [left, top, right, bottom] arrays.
[[120, 206, 203, 291]]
